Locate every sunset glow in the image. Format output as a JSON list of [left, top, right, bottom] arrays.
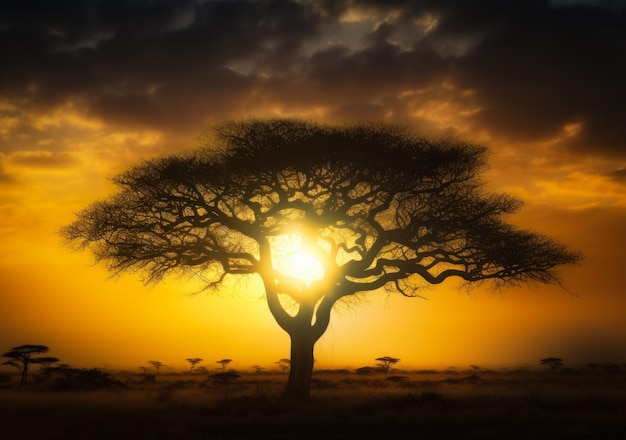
[[1, 0, 626, 375], [270, 234, 325, 287]]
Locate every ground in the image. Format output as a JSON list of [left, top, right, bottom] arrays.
[[1, 367, 625, 439]]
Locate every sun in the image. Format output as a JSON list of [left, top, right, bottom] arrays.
[[270, 233, 325, 286]]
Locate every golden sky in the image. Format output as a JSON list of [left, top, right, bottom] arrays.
[[1, 0, 626, 373]]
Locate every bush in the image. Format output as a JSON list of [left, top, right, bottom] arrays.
[[386, 375, 409, 383], [48, 368, 129, 391], [209, 371, 242, 384], [355, 366, 375, 375]]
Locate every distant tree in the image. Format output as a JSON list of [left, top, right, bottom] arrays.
[[36, 357, 60, 380], [540, 357, 564, 373], [586, 362, 600, 371], [148, 360, 164, 373], [598, 362, 620, 374], [276, 358, 291, 373], [49, 368, 129, 392], [57, 366, 82, 381], [186, 358, 203, 373], [376, 356, 400, 376], [355, 366, 375, 375], [2, 345, 50, 389], [216, 359, 232, 372], [253, 365, 265, 374], [61, 119, 581, 400]]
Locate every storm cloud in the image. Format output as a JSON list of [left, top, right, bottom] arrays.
[[1, 0, 624, 159]]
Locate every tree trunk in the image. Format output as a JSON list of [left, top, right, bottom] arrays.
[[19, 364, 27, 389], [283, 328, 316, 401], [263, 283, 336, 402]]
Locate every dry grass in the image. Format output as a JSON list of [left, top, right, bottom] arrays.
[[1, 368, 625, 439]]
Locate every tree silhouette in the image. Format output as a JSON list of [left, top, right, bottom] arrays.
[[186, 358, 203, 373], [36, 357, 60, 380], [148, 360, 163, 373], [276, 358, 291, 373], [216, 359, 232, 372], [376, 356, 400, 376], [540, 357, 564, 373], [2, 345, 50, 389], [61, 119, 581, 401]]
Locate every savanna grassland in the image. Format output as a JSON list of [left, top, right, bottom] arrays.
[[1, 366, 625, 439]]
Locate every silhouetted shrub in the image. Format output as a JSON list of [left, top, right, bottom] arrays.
[[600, 362, 621, 374], [355, 366, 375, 375], [311, 378, 337, 389], [209, 371, 242, 384], [141, 373, 157, 383], [386, 375, 409, 383], [339, 378, 371, 388], [156, 384, 176, 404], [48, 368, 128, 391]]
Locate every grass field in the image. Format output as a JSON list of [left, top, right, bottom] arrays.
[[1, 367, 625, 439]]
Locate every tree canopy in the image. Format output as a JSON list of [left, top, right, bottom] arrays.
[[2, 344, 50, 389], [61, 119, 581, 399]]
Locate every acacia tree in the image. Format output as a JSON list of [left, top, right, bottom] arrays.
[[186, 357, 203, 373], [2, 345, 50, 389], [148, 360, 164, 373], [376, 356, 400, 376], [540, 357, 564, 373], [36, 357, 60, 380], [61, 119, 580, 401], [276, 358, 291, 373], [216, 359, 232, 372]]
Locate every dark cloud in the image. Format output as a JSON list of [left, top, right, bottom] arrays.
[[607, 168, 626, 183], [1, 0, 624, 158], [294, 40, 447, 105], [327, 102, 388, 121], [8, 151, 78, 169], [0, 161, 17, 185], [447, 1, 626, 156], [0, 0, 321, 133]]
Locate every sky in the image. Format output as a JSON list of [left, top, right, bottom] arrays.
[[1, 0, 626, 373]]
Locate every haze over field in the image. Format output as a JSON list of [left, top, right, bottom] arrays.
[[1, 0, 625, 372]]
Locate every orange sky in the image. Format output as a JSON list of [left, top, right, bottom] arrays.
[[1, 0, 626, 373]]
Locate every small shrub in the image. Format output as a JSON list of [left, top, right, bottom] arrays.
[[141, 373, 157, 383], [311, 378, 337, 389], [209, 371, 242, 384], [355, 366, 375, 375], [48, 368, 128, 391], [0, 374, 12, 386], [386, 375, 409, 383], [156, 384, 176, 404]]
